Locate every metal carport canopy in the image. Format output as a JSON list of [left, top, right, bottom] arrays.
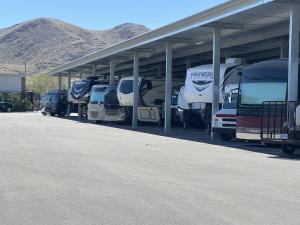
[[48, 0, 295, 76]]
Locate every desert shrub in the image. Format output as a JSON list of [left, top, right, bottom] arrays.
[[0, 93, 33, 112]]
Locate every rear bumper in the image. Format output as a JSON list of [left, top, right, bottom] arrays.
[[212, 127, 236, 134], [236, 132, 261, 140]]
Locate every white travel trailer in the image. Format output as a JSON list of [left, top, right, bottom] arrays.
[[178, 58, 244, 129], [117, 76, 165, 123]]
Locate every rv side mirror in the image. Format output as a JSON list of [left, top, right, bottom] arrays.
[[147, 81, 153, 90]]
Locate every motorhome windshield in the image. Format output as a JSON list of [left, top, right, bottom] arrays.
[[46, 93, 60, 102], [119, 80, 133, 94], [90, 87, 106, 104], [240, 82, 287, 105]]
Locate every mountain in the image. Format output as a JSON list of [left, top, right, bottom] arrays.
[[0, 18, 149, 75]]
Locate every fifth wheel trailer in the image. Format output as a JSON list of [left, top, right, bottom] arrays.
[[117, 76, 183, 124], [177, 58, 244, 130]]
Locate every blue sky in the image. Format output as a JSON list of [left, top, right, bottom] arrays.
[[1, 0, 227, 30]]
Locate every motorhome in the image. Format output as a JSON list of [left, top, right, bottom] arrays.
[[178, 58, 244, 130], [212, 84, 239, 141], [117, 76, 178, 124], [236, 59, 290, 141], [87, 85, 108, 122], [88, 84, 130, 123], [42, 89, 68, 116], [68, 77, 107, 118], [103, 85, 130, 122]]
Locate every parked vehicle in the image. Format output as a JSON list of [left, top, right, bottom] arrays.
[[178, 58, 244, 130], [212, 84, 239, 141], [69, 77, 107, 118], [117, 76, 182, 125], [103, 85, 130, 122], [236, 59, 290, 141], [0, 102, 13, 112], [42, 89, 68, 116], [88, 84, 130, 123], [88, 85, 108, 122]]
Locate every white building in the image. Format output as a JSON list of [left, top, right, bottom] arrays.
[[0, 74, 25, 93]]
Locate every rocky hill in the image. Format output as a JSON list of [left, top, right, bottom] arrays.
[[0, 18, 149, 75]]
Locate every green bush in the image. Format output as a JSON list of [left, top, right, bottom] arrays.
[[0, 93, 33, 112]]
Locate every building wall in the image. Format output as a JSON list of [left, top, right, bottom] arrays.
[[0, 75, 24, 93]]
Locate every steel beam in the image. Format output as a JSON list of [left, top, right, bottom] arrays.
[[58, 73, 62, 90], [92, 64, 96, 77], [288, 2, 300, 128], [164, 42, 173, 134], [79, 69, 83, 79], [110, 60, 115, 85], [280, 38, 288, 58], [211, 28, 221, 139], [132, 51, 139, 129]]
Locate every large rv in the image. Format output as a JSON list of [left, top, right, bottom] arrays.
[[117, 76, 180, 124], [178, 58, 243, 129], [88, 85, 130, 123], [69, 77, 107, 118], [42, 89, 68, 117], [236, 59, 290, 141], [212, 84, 239, 141]]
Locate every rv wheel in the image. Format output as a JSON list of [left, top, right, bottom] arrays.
[[282, 144, 296, 155], [50, 113, 55, 116], [220, 133, 233, 142]]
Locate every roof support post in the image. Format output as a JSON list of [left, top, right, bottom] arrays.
[[288, 2, 300, 128], [67, 71, 72, 89], [58, 73, 62, 90], [92, 64, 96, 77], [110, 59, 115, 85], [281, 38, 288, 59], [79, 69, 83, 79], [186, 57, 192, 70], [164, 42, 173, 134], [211, 27, 221, 139], [132, 51, 139, 129]]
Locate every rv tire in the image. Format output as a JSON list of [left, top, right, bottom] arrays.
[[220, 133, 234, 142], [282, 144, 296, 155]]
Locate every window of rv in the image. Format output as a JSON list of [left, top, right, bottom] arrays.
[[239, 64, 288, 105], [90, 87, 106, 104], [119, 80, 133, 94], [239, 82, 287, 105]]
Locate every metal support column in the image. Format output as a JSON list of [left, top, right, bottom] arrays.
[[186, 57, 192, 70], [58, 73, 62, 90], [79, 69, 83, 79], [211, 28, 221, 139], [78, 69, 83, 120], [164, 42, 173, 134], [67, 72, 72, 116], [132, 51, 139, 129], [110, 60, 115, 85], [92, 64, 96, 77], [281, 39, 288, 59], [288, 3, 300, 128]]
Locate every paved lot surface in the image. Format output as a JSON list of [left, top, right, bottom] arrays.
[[0, 112, 299, 225]]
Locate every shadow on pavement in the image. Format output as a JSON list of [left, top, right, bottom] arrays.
[[54, 115, 300, 161]]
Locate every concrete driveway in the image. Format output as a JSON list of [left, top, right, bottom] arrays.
[[0, 112, 299, 225]]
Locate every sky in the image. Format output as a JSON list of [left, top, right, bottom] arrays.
[[0, 0, 227, 30]]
